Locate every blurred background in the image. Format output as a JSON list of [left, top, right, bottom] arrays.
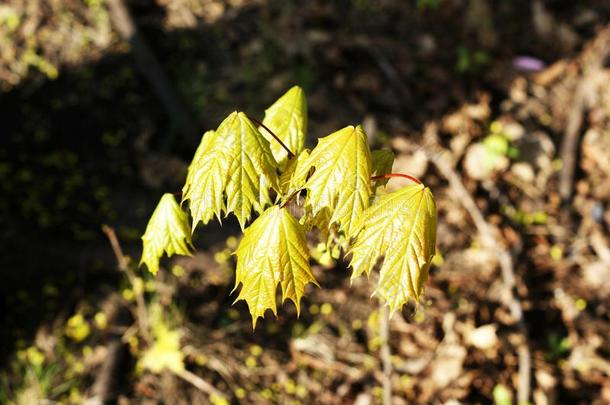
[[1, 0, 610, 404]]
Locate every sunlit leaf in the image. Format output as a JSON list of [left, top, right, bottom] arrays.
[[297, 125, 372, 236], [234, 206, 318, 328], [222, 112, 280, 228], [371, 149, 394, 188], [349, 184, 437, 312], [142, 86, 440, 328], [261, 85, 307, 167], [184, 130, 214, 190], [182, 130, 231, 227], [141, 193, 192, 274], [183, 112, 280, 229]]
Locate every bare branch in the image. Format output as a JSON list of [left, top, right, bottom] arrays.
[[176, 369, 225, 400], [419, 124, 532, 404], [379, 303, 393, 405], [102, 225, 152, 344]]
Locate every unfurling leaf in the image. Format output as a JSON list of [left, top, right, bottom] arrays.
[[371, 149, 394, 187], [261, 85, 307, 167], [297, 125, 372, 236], [234, 206, 318, 328], [349, 184, 437, 312], [141, 193, 192, 274], [279, 149, 310, 196], [183, 112, 280, 229]]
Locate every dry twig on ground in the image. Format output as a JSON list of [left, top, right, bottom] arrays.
[[102, 224, 152, 343], [559, 25, 610, 201], [379, 303, 393, 405], [418, 124, 532, 405]]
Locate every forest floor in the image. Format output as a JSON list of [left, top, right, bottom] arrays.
[[1, 0, 610, 404]]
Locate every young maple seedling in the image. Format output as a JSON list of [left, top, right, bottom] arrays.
[[140, 86, 437, 328]]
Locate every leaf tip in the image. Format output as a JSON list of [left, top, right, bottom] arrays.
[[141, 258, 159, 275]]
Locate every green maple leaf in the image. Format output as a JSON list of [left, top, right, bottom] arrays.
[[349, 184, 437, 312], [234, 205, 318, 328], [141, 193, 193, 274], [223, 112, 281, 228], [261, 85, 307, 168], [182, 130, 230, 227], [297, 125, 372, 237], [144, 86, 440, 328], [371, 149, 394, 188], [183, 112, 280, 229]]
